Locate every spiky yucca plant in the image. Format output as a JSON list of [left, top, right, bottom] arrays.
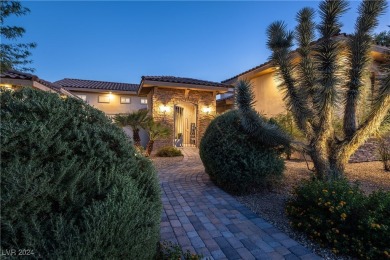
[[114, 109, 150, 147], [237, 0, 389, 180]]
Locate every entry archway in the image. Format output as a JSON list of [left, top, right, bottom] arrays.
[[174, 102, 197, 147]]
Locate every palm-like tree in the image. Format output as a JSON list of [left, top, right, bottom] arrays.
[[237, 0, 389, 180], [144, 120, 171, 157], [114, 110, 150, 147]]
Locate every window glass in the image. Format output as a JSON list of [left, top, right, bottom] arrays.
[[98, 95, 110, 103], [140, 98, 147, 104], [77, 95, 87, 102], [120, 97, 131, 104]]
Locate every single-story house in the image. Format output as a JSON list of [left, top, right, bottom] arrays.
[[0, 71, 232, 151], [1, 34, 388, 157]]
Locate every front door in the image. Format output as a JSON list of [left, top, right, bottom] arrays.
[[174, 103, 197, 147]]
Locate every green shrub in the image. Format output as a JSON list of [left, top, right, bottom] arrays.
[[156, 146, 183, 157], [199, 110, 285, 195], [286, 179, 390, 259], [1, 88, 162, 259], [156, 241, 202, 260]]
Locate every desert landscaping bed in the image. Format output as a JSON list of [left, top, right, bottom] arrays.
[[152, 155, 389, 259], [237, 160, 390, 260]]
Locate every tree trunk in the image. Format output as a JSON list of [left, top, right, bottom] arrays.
[[308, 147, 330, 180], [344, 96, 358, 138], [133, 128, 141, 147], [307, 134, 348, 180], [145, 140, 154, 157]]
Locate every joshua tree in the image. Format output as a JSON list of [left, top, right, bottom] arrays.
[[237, 0, 389, 180], [144, 120, 171, 157], [114, 110, 150, 147]]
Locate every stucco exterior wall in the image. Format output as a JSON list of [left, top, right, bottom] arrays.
[[70, 90, 148, 115], [151, 87, 215, 153], [249, 73, 286, 118]]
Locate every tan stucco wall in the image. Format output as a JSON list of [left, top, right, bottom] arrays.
[[151, 87, 215, 152], [249, 72, 286, 118], [69, 90, 148, 115]]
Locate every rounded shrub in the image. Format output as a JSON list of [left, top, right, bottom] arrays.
[[1, 88, 161, 259], [286, 179, 390, 259], [199, 110, 284, 195], [156, 146, 183, 157]]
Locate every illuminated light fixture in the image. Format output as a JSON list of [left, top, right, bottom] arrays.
[[1, 84, 13, 90], [160, 105, 170, 113], [203, 106, 211, 114], [108, 91, 113, 100], [160, 105, 170, 122]]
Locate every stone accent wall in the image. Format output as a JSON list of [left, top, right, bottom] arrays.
[[349, 137, 390, 163], [151, 87, 215, 153]]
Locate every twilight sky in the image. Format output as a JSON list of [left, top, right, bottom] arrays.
[[7, 1, 390, 84]]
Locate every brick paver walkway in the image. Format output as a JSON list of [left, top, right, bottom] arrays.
[[158, 148, 321, 260]]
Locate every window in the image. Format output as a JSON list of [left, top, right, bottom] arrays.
[[120, 97, 131, 104], [77, 95, 87, 102], [98, 95, 110, 103], [140, 98, 148, 104]]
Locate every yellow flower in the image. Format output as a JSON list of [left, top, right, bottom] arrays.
[[322, 189, 328, 193], [340, 213, 347, 220], [371, 223, 381, 229]]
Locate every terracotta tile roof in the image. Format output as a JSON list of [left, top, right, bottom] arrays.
[[1, 70, 36, 81], [221, 61, 271, 83], [142, 76, 231, 88], [0, 70, 74, 96], [55, 78, 139, 92]]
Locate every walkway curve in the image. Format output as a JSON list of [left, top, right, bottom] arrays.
[[158, 148, 321, 260]]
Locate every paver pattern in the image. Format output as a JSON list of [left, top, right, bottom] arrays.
[[158, 148, 321, 260]]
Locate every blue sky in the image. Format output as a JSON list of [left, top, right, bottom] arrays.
[[8, 1, 390, 83]]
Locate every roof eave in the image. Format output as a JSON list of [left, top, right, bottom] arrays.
[[140, 79, 231, 93]]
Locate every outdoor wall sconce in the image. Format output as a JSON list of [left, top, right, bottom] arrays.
[[108, 91, 113, 100], [160, 105, 170, 114], [203, 106, 211, 114], [160, 105, 170, 121]]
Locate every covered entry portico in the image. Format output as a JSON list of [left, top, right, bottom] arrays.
[[138, 76, 232, 152], [174, 101, 197, 147]]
